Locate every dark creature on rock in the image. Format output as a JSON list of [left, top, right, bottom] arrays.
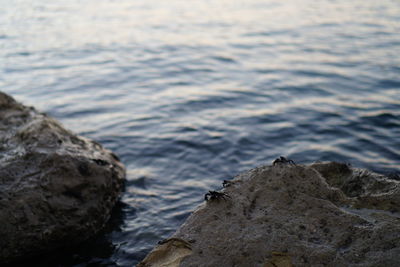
[[273, 156, 296, 166], [222, 180, 234, 188], [204, 191, 231, 201]]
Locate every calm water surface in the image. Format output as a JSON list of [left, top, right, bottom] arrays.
[[1, 0, 400, 265]]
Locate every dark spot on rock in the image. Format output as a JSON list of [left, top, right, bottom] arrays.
[[339, 236, 353, 250], [92, 159, 109, 166], [344, 181, 363, 197], [70, 136, 85, 146], [246, 195, 258, 218], [110, 152, 120, 161], [383, 241, 396, 250], [77, 162, 90, 177], [57, 139, 62, 145], [299, 225, 306, 230], [387, 172, 400, 181], [62, 188, 84, 202], [297, 233, 303, 240]]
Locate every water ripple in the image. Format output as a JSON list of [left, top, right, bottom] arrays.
[[1, 0, 400, 266]]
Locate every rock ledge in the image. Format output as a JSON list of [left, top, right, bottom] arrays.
[[139, 161, 399, 267]]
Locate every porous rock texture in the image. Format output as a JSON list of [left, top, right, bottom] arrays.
[[139, 162, 400, 267], [0, 92, 125, 263]]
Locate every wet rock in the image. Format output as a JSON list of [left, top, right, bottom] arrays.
[[139, 161, 400, 266], [138, 238, 193, 267], [0, 92, 125, 263]]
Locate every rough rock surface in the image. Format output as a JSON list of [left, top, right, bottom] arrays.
[[0, 92, 126, 263], [139, 161, 400, 267]]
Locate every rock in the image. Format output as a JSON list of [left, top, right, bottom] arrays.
[[138, 238, 193, 267], [0, 92, 126, 263], [139, 161, 400, 267]]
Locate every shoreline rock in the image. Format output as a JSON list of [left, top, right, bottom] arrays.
[[0, 92, 126, 263], [139, 161, 400, 267]]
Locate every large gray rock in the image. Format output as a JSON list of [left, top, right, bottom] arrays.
[[0, 92, 125, 263], [139, 162, 400, 267]]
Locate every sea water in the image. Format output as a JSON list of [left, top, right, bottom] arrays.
[[1, 0, 399, 265]]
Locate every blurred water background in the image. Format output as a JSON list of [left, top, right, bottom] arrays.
[[1, 0, 400, 265]]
